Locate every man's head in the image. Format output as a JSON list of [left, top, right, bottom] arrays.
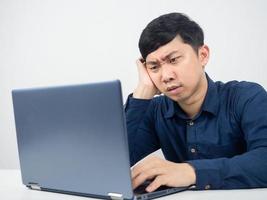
[[139, 12, 204, 60], [138, 13, 209, 104]]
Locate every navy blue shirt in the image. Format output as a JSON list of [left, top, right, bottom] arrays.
[[125, 74, 267, 190]]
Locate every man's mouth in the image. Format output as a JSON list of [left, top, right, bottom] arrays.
[[166, 85, 181, 92]]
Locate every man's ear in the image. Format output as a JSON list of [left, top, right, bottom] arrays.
[[198, 45, 210, 68]]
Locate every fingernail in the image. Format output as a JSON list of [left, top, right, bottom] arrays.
[[146, 186, 152, 192]]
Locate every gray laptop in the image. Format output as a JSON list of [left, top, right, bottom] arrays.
[[12, 80, 190, 200]]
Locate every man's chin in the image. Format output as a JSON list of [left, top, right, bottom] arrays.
[[164, 93, 186, 102]]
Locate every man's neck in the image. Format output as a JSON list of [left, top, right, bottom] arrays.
[[178, 74, 208, 119]]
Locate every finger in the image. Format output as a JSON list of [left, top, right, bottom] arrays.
[[132, 168, 162, 189], [132, 172, 156, 189], [131, 156, 159, 179], [136, 59, 147, 73], [136, 58, 145, 66], [131, 159, 150, 179], [146, 175, 165, 193], [131, 163, 151, 180], [139, 57, 145, 64], [156, 89, 162, 95]]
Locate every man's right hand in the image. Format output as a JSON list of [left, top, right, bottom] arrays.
[[133, 59, 159, 99]]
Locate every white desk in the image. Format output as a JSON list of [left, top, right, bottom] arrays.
[[1, 169, 266, 200]]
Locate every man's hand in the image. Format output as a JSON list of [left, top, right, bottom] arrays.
[[131, 156, 196, 192], [133, 59, 159, 99]]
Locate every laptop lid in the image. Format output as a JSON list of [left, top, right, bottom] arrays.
[[12, 80, 134, 200]]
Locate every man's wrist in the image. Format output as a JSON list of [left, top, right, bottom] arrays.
[[184, 163, 196, 185]]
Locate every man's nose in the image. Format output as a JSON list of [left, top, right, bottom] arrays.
[[161, 65, 175, 83]]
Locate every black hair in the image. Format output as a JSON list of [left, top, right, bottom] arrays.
[[138, 12, 204, 59]]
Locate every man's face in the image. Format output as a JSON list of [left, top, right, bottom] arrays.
[[145, 36, 209, 103]]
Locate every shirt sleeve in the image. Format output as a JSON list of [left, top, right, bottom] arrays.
[[124, 94, 160, 166], [187, 83, 267, 190]]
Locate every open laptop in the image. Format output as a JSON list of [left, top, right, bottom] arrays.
[[12, 80, 190, 200]]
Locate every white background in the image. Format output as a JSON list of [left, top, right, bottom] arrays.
[[1, 0, 267, 169]]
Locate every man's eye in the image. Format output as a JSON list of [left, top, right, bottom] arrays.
[[170, 56, 180, 64], [148, 65, 158, 71]]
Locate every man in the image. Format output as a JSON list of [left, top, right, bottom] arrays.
[[124, 12, 267, 192]]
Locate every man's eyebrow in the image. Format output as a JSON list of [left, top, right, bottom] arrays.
[[145, 60, 158, 65], [160, 50, 181, 60], [145, 50, 181, 65]]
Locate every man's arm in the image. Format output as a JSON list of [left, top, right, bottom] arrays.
[[125, 59, 160, 166], [125, 95, 160, 166], [187, 83, 267, 189]]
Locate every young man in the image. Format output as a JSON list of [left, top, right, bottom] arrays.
[[124, 13, 267, 192]]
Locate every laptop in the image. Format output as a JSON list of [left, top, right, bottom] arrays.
[[12, 80, 190, 200]]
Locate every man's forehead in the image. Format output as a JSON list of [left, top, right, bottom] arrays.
[[146, 36, 185, 62]]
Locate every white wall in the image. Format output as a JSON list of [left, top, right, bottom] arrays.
[[1, 0, 267, 169]]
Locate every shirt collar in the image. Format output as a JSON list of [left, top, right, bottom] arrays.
[[164, 73, 219, 119]]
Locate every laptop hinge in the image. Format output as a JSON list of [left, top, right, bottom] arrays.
[[28, 183, 41, 190], [108, 192, 123, 200]]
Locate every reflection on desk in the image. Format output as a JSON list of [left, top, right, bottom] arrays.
[[0, 170, 266, 200]]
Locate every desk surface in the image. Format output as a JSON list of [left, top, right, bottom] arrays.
[[1, 169, 266, 200]]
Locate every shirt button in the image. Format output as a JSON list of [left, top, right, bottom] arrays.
[[205, 184, 211, 190], [190, 148, 196, 153], [188, 121, 194, 126]]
